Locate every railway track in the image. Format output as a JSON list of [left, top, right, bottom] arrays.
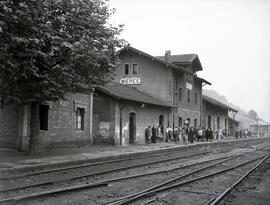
[[0, 154, 238, 203], [0, 146, 209, 180], [205, 154, 269, 205], [103, 153, 269, 205], [0, 139, 268, 204], [0, 138, 264, 179]]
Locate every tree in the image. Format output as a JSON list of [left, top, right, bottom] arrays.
[[248, 109, 258, 121], [0, 0, 124, 154]]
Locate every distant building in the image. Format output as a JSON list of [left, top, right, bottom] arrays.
[[202, 95, 238, 136], [250, 120, 270, 136]]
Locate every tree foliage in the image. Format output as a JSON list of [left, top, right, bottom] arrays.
[[0, 0, 124, 104], [248, 109, 257, 120]]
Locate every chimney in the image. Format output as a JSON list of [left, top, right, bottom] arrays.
[[165, 50, 171, 63]]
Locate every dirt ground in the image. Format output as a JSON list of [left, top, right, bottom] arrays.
[[222, 149, 270, 205]]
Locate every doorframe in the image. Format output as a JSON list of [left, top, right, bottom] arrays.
[[129, 112, 136, 144]]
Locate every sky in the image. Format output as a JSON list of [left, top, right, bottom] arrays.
[[108, 0, 270, 122]]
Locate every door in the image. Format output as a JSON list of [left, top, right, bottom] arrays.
[[207, 115, 212, 129], [159, 115, 164, 134], [129, 112, 136, 144]]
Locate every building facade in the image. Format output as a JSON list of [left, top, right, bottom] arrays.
[[229, 117, 240, 137], [0, 46, 211, 149], [92, 82, 173, 145], [202, 95, 238, 136], [90, 46, 210, 145], [114, 47, 210, 129], [0, 93, 94, 150], [250, 121, 270, 136]]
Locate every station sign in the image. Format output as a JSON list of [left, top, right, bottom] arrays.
[[120, 77, 141, 85], [186, 82, 193, 90]]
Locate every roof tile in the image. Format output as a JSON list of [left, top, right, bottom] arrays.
[[96, 82, 174, 108]]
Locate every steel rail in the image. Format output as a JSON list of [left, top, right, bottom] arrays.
[[0, 136, 264, 181], [104, 154, 239, 205], [0, 154, 237, 203], [207, 154, 269, 205], [109, 154, 268, 205], [0, 150, 210, 193], [0, 137, 262, 180], [0, 182, 109, 203], [0, 146, 209, 180]]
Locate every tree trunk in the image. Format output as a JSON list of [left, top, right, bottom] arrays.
[[29, 102, 44, 155]]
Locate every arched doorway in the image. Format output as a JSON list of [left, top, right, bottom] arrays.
[[129, 112, 136, 144], [159, 115, 164, 135]]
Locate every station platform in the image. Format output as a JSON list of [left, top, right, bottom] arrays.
[[0, 137, 268, 173]]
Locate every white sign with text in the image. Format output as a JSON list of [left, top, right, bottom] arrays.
[[186, 82, 193, 90], [120, 77, 141, 85]]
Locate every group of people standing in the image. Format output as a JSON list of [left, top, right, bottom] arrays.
[[145, 125, 164, 144], [145, 124, 217, 145], [165, 126, 215, 144]]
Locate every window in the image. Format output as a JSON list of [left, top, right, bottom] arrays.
[[187, 91, 190, 103], [124, 64, 129, 75], [40, 104, 49, 131], [195, 93, 198, 105], [194, 119, 197, 128], [76, 108, 85, 130], [179, 88, 182, 101], [132, 64, 138, 75]]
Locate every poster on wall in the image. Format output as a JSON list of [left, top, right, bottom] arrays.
[[98, 122, 110, 138]]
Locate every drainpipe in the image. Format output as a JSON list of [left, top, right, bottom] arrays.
[[89, 88, 95, 144]]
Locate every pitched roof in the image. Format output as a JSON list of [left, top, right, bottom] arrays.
[[157, 54, 196, 64], [202, 95, 238, 113], [157, 54, 203, 71], [228, 117, 240, 124], [95, 82, 174, 108], [195, 76, 211, 86], [118, 46, 210, 85]]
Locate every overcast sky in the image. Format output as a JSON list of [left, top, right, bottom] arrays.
[[109, 0, 270, 122]]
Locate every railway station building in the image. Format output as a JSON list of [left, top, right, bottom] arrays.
[[93, 82, 173, 145], [202, 95, 238, 136], [92, 46, 211, 145], [0, 93, 94, 150], [229, 117, 240, 137], [0, 46, 211, 149]]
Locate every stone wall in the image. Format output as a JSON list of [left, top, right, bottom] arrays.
[[114, 50, 173, 104], [93, 91, 170, 145], [116, 102, 169, 145], [41, 93, 92, 147], [0, 103, 19, 148], [0, 92, 93, 149], [93, 93, 116, 144]]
